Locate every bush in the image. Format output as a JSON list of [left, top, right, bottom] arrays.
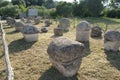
[[27, 6, 50, 18], [56, 2, 73, 17], [0, 4, 20, 17], [102, 8, 120, 18], [49, 9, 57, 18]]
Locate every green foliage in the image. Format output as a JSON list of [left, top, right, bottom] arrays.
[[25, 0, 44, 7], [12, 0, 26, 7], [56, 2, 73, 17], [83, 0, 104, 17], [0, 4, 20, 17], [0, 1, 10, 7], [19, 4, 27, 13], [27, 6, 50, 18], [43, 0, 56, 9], [102, 8, 120, 18], [71, 0, 104, 17], [109, 0, 120, 8], [49, 9, 57, 18], [77, 1, 91, 17]]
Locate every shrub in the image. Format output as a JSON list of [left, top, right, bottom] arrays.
[[0, 4, 20, 17], [27, 6, 50, 18], [102, 8, 120, 18]]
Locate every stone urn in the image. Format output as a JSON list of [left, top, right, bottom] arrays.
[[47, 37, 85, 77], [26, 17, 33, 24], [54, 28, 63, 36], [6, 17, 16, 27], [22, 25, 39, 42], [21, 17, 26, 23], [15, 21, 25, 32], [76, 21, 91, 42], [91, 26, 102, 37], [104, 30, 120, 51], [41, 27, 48, 33], [59, 18, 70, 32], [34, 17, 41, 24], [45, 19, 51, 27]]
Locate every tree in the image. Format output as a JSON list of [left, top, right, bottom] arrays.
[[43, 0, 56, 9], [109, 0, 120, 8], [0, 1, 10, 7], [56, 2, 73, 17], [0, 4, 20, 17], [38, 0, 44, 6], [78, 0, 104, 17], [12, 0, 26, 7], [72, 0, 79, 16]]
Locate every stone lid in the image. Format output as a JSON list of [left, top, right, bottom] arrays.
[[92, 26, 102, 30], [60, 18, 70, 24], [104, 30, 120, 41], [47, 37, 85, 62], [22, 24, 39, 34], [76, 21, 91, 31], [15, 21, 25, 27]]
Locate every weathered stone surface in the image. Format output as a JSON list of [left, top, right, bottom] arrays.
[[21, 17, 25, 22], [76, 21, 91, 31], [54, 28, 63, 36], [91, 26, 102, 37], [41, 27, 48, 33], [45, 19, 51, 27], [47, 37, 85, 77], [76, 21, 91, 42], [104, 30, 120, 51], [22, 25, 39, 34], [26, 17, 33, 23], [34, 17, 40, 24], [59, 18, 70, 32], [15, 21, 25, 31], [6, 17, 16, 27], [23, 33, 39, 42], [22, 25, 39, 42], [104, 30, 120, 41]]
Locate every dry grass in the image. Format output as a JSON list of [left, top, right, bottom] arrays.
[[0, 17, 120, 80]]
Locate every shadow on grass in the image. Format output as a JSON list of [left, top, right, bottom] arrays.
[[80, 41, 91, 57], [50, 35, 62, 38], [0, 69, 6, 80], [104, 50, 120, 70], [6, 30, 19, 34], [0, 53, 4, 59], [3, 26, 12, 29], [91, 36, 103, 40], [39, 67, 78, 80], [8, 38, 35, 53]]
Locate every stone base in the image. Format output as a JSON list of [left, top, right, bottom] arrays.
[[15, 27, 23, 32], [47, 37, 85, 77], [50, 57, 82, 77], [76, 31, 90, 42], [54, 28, 63, 36], [23, 33, 39, 42], [104, 41, 120, 51]]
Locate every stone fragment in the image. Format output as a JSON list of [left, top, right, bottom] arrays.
[[47, 37, 85, 77], [76, 21, 91, 42], [59, 18, 70, 32], [104, 30, 120, 51], [91, 26, 102, 37]]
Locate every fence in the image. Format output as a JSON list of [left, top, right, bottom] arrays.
[[0, 22, 14, 80]]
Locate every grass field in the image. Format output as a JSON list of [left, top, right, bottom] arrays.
[[0, 17, 120, 80]]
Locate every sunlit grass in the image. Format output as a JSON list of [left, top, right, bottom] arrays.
[[0, 17, 120, 80]]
